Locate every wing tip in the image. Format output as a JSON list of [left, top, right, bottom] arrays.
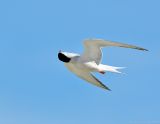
[[144, 49, 149, 51], [100, 82, 111, 91], [103, 86, 111, 91], [90, 74, 111, 91], [137, 47, 149, 51]]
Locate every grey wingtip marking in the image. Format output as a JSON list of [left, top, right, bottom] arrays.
[[144, 49, 149, 51], [103, 85, 111, 91], [136, 47, 149, 51], [91, 74, 111, 91]]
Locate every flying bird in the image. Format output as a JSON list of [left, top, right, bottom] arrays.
[[58, 39, 148, 90]]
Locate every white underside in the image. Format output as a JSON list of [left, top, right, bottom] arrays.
[[98, 64, 125, 74]]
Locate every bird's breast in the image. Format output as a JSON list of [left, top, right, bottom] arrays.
[[74, 62, 98, 72]]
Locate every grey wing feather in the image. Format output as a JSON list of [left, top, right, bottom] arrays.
[[65, 63, 111, 90], [84, 39, 148, 51], [90, 73, 111, 90], [82, 39, 148, 64]]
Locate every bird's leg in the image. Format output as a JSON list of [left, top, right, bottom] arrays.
[[99, 70, 106, 74]]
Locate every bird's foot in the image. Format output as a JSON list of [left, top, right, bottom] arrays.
[[99, 71, 106, 74]]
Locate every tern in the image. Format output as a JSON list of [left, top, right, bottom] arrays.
[[58, 39, 148, 90]]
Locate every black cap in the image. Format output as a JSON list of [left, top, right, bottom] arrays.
[[58, 52, 71, 63]]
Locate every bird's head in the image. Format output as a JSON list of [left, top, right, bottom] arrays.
[[58, 50, 71, 63]]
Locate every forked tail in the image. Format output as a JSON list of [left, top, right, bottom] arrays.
[[98, 64, 125, 74]]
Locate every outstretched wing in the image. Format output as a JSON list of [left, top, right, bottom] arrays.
[[65, 63, 111, 90], [81, 39, 148, 65]]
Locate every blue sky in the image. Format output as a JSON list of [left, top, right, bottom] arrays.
[[0, 0, 160, 124]]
